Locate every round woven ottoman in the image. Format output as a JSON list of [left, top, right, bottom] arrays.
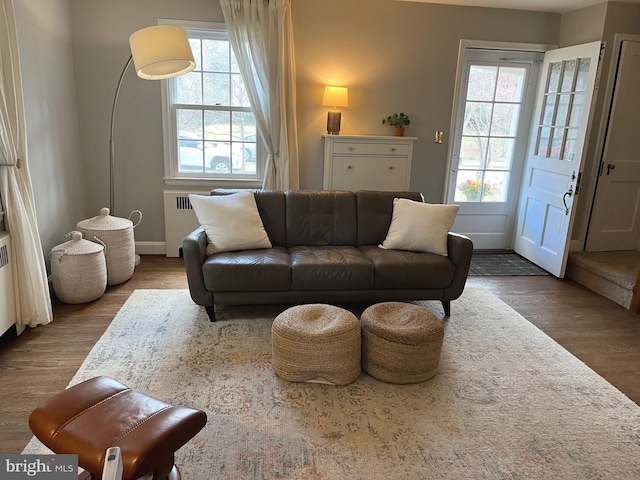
[[272, 304, 361, 385], [361, 302, 444, 384]]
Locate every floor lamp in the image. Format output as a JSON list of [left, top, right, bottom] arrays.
[[109, 25, 195, 265]]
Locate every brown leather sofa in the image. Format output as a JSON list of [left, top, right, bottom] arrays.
[[183, 189, 473, 321]]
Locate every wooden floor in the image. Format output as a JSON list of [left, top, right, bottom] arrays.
[[1, 255, 639, 454]]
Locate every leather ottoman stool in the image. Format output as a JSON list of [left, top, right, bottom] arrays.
[[29, 376, 207, 480], [361, 302, 444, 384], [272, 304, 361, 385]]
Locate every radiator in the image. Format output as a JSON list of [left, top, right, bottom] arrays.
[[0, 232, 18, 337], [163, 191, 204, 257]]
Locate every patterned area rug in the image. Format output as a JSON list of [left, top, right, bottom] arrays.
[[469, 252, 550, 276], [25, 289, 640, 479]]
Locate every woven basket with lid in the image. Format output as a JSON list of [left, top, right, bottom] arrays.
[[50, 231, 107, 304], [77, 207, 142, 286]]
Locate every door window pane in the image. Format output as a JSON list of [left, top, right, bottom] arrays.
[[555, 94, 571, 127], [560, 59, 576, 92], [467, 66, 497, 101], [455, 171, 484, 202], [495, 67, 526, 102], [575, 57, 591, 91], [542, 95, 556, 125], [455, 59, 531, 203], [563, 128, 578, 162], [534, 55, 591, 161], [488, 138, 515, 170], [550, 128, 565, 159], [483, 171, 510, 202], [547, 62, 562, 93], [463, 102, 492, 136], [490, 104, 520, 136], [459, 137, 487, 168], [569, 93, 584, 127], [536, 127, 551, 157]]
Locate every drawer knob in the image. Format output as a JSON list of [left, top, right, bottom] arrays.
[[390, 147, 397, 152], [348, 147, 355, 151], [389, 166, 394, 170], [348, 165, 353, 169]]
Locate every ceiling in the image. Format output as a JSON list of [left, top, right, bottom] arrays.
[[396, 0, 640, 14]]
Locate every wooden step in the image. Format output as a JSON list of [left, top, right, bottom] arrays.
[[566, 251, 640, 310]]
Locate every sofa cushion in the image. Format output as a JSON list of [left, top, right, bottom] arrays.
[[359, 246, 456, 289], [190, 191, 272, 254], [285, 190, 358, 247], [203, 247, 290, 291], [290, 246, 374, 290], [356, 191, 424, 246], [380, 198, 459, 256]]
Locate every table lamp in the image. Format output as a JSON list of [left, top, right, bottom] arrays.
[[322, 86, 349, 135]]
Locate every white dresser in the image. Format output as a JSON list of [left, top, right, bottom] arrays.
[[323, 134, 417, 191]]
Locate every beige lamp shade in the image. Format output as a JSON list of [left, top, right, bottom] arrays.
[[129, 25, 196, 80], [322, 86, 349, 108]]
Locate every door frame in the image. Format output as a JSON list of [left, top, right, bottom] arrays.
[[583, 33, 640, 250], [443, 40, 557, 248]]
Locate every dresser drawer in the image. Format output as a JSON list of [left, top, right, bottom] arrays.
[[333, 142, 410, 156], [331, 157, 408, 191]]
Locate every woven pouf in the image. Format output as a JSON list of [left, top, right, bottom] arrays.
[[361, 302, 444, 384], [272, 304, 361, 385]]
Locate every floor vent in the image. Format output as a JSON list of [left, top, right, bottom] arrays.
[[163, 191, 204, 258]]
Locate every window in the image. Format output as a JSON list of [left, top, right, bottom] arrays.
[[162, 22, 260, 183], [534, 57, 591, 161], [453, 63, 528, 203]]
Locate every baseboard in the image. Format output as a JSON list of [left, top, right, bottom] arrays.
[[135, 241, 166, 256], [569, 239, 583, 251]]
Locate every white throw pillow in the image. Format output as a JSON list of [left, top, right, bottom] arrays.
[[380, 198, 459, 256], [189, 192, 272, 255]]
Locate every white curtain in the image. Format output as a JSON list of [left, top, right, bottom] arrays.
[[0, 0, 52, 327], [220, 0, 299, 190]]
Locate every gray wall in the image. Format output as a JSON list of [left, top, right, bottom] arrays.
[[13, 0, 85, 263], [293, 0, 560, 201]]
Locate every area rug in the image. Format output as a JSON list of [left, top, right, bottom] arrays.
[[469, 252, 549, 276], [24, 289, 640, 479]]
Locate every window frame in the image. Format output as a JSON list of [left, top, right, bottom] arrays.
[[160, 19, 263, 188]]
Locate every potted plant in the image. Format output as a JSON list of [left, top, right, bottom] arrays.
[[382, 113, 411, 136], [457, 179, 493, 201]]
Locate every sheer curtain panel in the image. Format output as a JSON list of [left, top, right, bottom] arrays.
[[0, 0, 52, 327], [220, 0, 299, 190]]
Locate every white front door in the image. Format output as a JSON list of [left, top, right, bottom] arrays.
[[446, 48, 542, 249], [586, 41, 640, 251], [514, 41, 602, 277]]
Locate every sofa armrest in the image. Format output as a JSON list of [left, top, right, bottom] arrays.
[[443, 232, 473, 301], [183, 227, 214, 307]]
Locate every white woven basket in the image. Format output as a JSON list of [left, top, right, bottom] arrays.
[[76, 207, 142, 286], [50, 231, 107, 304]]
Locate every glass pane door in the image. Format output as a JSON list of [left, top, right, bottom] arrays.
[[454, 64, 527, 203]]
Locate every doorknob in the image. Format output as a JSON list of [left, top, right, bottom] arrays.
[[562, 186, 574, 215], [607, 163, 616, 175]]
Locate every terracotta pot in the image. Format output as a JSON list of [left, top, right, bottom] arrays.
[[394, 127, 405, 137]]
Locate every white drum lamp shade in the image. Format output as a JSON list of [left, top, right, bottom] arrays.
[[129, 25, 195, 80]]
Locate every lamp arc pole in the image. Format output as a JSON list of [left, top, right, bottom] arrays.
[[109, 54, 134, 216]]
